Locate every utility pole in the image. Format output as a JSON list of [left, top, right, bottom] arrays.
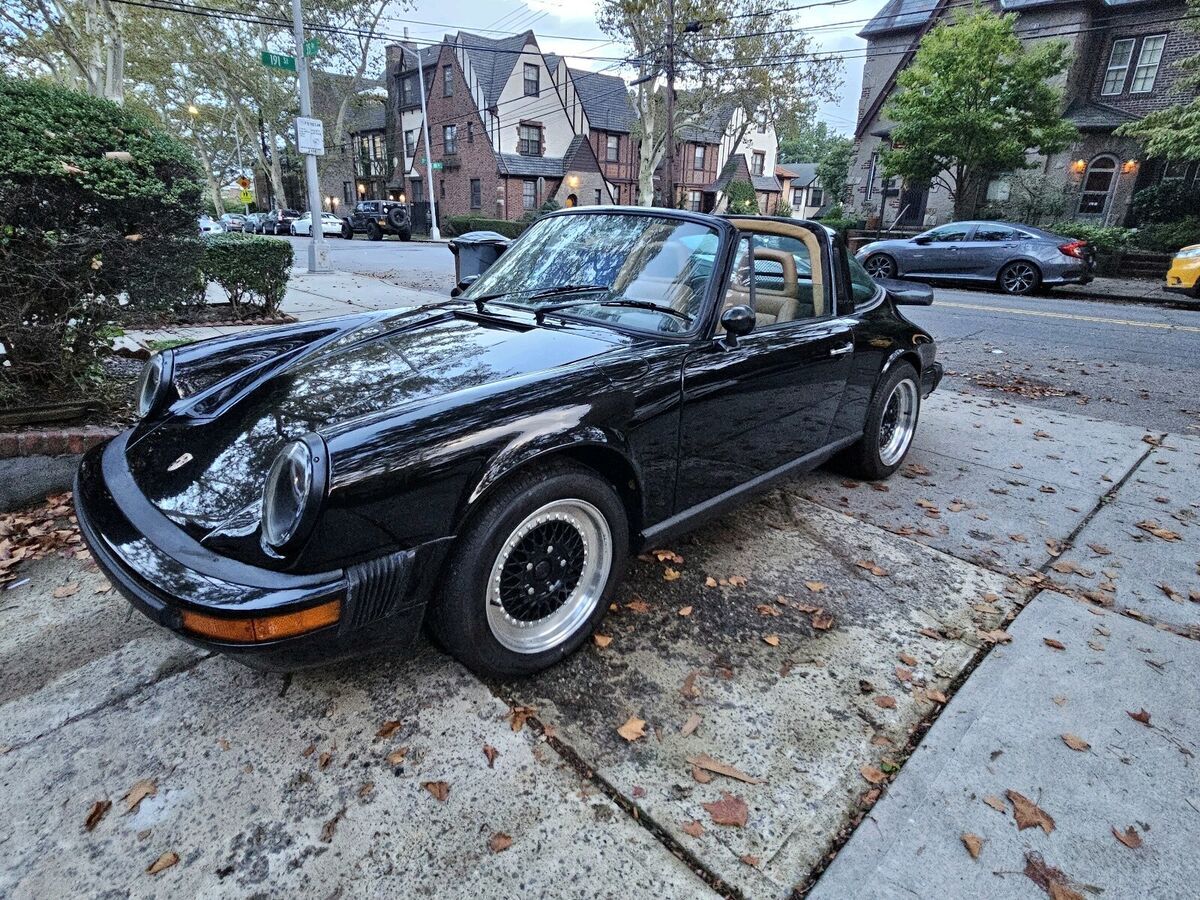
[[663, 0, 676, 210], [404, 35, 440, 241], [291, 0, 332, 273]]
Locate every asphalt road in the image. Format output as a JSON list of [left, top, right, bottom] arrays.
[[280, 234, 1200, 434]]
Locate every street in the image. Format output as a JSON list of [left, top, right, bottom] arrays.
[[278, 233, 456, 294]]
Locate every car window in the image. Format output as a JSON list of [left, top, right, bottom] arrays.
[[973, 225, 1018, 242], [847, 255, 880, 305], [722, 232, 825, 325], [924, 225, 970, 242], [465, 213, 718, 335], [356, 202, 377, 213]]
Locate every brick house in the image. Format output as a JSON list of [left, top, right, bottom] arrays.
[[848, 0, 1200, 227], [310, 73, 391, 217], [674, 104, 781, 213], [385, 31, 612, 224]]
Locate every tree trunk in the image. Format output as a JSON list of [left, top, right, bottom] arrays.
[[269, 135, 287, 210]]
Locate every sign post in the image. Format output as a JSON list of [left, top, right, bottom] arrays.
[[288, 0, 331, 273]]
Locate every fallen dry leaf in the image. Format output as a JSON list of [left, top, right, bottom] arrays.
[[1007, 789, 1055, 834], [978, 629, 1013, 644], [593, 633, 612, 648], [617, 717, 647, 742], [1024, 851, 1085, 900], [983, 794, 1007, 814], [653, 549, 684, 564], [1135, 520, 1181, 542], [488, 832, 513, 853], [895, 666, 913, 682], [682, 819, 705, 838], [687, 753, 765, 785], [961, 833, 984, 859], [1043, 638, 1066, 651], [422, 781, 450, 802], [1112, 825, 1142, 849], [84, 799, 111, 831], [925, 689, 948, 704], [740, 854, 760, 867], [663, 567, 681, 582], [1087, 543, 1111, 556], [680, 713, 702, 737], [320, 808, 346, 843], [483, 744, 498, 768], [727, 575, 748, 587], [804, 580, 826, 593], [123, 778, 157, 814], [376, 720, 402, 739], [1061, 733, 1090, 752], [898, 653, 917, 666], [510, 706, 536, 732], [52, 582, 80, 598], [358, 781, 374, 799], [318, 751, 333, 770], [811, 609, 834, 631], [1158, 583, 1182, 603], [386, 747, 409, 766], [146, 851, 179, 876], [625, 599, 650, 613], [702, 791, 748, 827], [755, 603, 781, 617], [763, 634, 780, 647], [680, 671, 701, 699], [855, 559, 888, 577], [705, 576, 718, 588], [874, 695, 897, 709], [691, 765, 712, 784], [678, 605, 693, 617], [1127, 708, 1152, 726], [860, 765, 887, 785]]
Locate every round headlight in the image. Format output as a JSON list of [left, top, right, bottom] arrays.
[[134, 351, 175, 418], [262, 438, 326, 551]]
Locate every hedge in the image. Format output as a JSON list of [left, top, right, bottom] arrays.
[[444, 216, 528, 239], [201, 233, 293, 316], [0, 75, 202, 396]]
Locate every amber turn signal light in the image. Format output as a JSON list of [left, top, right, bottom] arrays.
[[181, 599, 341, 643]]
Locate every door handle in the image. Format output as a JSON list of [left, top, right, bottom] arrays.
[[829, 342, 854, 357]]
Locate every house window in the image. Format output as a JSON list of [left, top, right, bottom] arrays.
[[1162, 160, 1191, 182], [343, 181, 354, 204], [1131, 34, 1166, 93], [518, 124, 542, 156], [1079, 155, 1118, 215], [524, 63, 539, 97], [522, 180, 537, 210], [809, 185, 824, 207], [401, 74, 418, 107], [594, 188, 602, 204], [687, 190, 703, 212], [443, 124, 457, 155], [751, 151, 765, 176], [411, 179, 423, 202], [693, 145, 705, 170], [470, 178, 481, 209], [866, 152, 879, 199], [606, 134, 619, 162], [1101, 38, 1135, 95], [404, 129, 416, 156], [439, 178, 445, 199], [791, 187, 804, 207], [467, 122, 474, 144], [443, 64, 453, 97], [613, 185, 621, 204]]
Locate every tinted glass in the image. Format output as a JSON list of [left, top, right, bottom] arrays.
[[974, 225, 1018, 242], [848, 255, 879, 305], [926, 225, 969, 242]]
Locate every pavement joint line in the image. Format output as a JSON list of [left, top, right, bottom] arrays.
[[483, 684, 741, 900], [937, 301, 1200, 334]]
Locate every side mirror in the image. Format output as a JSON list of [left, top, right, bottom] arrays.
[[879, 278, 933, 306], [912, 235, 932, 245], [450, 274, 479, 298], [718, 305, 755, 347]]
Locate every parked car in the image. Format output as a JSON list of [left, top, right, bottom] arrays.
[[219, 213, 246, 232], [343, 199, 411, 241], [291, 212, 345, 237], [1164, 244, 1200, 299], [258, 209, 300, 236], [198, 215, 222, 235], [242, 212, 267, 234], [856, 221, 1095, 296], [75, 208, 942, 677]]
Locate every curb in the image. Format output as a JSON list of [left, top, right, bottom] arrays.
[[1051, 287, 1199, 309], [0, 426, 119, 511]]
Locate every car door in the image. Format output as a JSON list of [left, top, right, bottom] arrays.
[[908, 223, 974, 277], [675, 226, 853, 511], [966, 223, 1022, 279]]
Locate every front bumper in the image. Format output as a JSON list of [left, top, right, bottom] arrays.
[[921, 362, 944, 398], [75, 435, 450, 671]]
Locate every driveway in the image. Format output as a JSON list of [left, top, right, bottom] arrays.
[[3, 389, 1195, 898]]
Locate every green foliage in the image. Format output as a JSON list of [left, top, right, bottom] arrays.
[[1050, 221, 1133, 253], [200, 233, 292, 316], [0, 75, 202, 396], [444, 217, 527, 239], [978, 172, 1075, 226], [814, 214, 866, 237], [725, 180, 759, 215], [778, 121, 842, 164], [1130, 181, 1200, 225], [1130, 218, 1200, 253], [883, 5, 1075, 219], [816, 137, 854, 206], [773, 199, 794, 217]]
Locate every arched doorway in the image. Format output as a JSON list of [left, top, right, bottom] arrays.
[[1078, 155, 1118, 218], [565, 193, 578, 208]]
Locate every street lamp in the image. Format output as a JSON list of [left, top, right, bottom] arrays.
[[400, 43, 440, 241]]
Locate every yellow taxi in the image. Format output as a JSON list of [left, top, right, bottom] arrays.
[[1165, 244, 1200, 298]]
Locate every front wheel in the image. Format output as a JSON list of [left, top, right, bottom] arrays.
[[838, 362, 921, 480], [999, 260, 1040, 296], [864, 253, 897, 280], [367, 223, 383, 241], [428, 462, 628, 678]]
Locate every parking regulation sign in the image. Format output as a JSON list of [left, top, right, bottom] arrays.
[[295, 116, 325, 156]]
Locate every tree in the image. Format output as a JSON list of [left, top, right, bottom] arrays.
[[598, 0, 840, 206], [815, 135, 853, 205], [778, 120, 841, 164], [1117, 0, 1200, 160], [882, 4, 1075, 220]]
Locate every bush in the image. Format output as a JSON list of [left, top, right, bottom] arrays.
[[444, 216, 527, 239], [1129, 218, 1200, 253], [773, 200, 793, 217], [725, 180, 759, 215], [1049, 221, 1133, 255], [201, 233, 292, 316], [0, 75, 202, 398], [815, 215, 866, 237], [1130, 181, 1200, 226]]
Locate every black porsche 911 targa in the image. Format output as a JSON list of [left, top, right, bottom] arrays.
[[76, 208, 942, 677]]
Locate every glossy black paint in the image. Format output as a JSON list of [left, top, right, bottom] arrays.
[[76, 208, 939, 669]]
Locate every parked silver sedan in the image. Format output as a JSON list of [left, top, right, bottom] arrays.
[[856, 221, 1095, 296]]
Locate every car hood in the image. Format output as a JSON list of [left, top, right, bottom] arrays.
[[126, 307, 621, 535], [855, 238, 913, 257]]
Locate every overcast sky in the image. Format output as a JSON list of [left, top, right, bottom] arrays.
[[381, 0, 886, 134]]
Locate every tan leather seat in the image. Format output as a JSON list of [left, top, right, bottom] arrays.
[[720, 247, 801, 328]]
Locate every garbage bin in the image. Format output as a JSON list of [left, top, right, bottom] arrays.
[[448, 231, 511, 287]]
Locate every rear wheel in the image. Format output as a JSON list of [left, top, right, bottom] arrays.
[[999, 260, 1040, 296], [399, 229, 412, 242], [838, 362, 921, 481], [429, 462, 628, 678], [864, 253, 897, 279], [367, 223, 383, 241]]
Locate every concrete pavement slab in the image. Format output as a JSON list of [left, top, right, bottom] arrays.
[[1047, 433, 1200, 635], [798, 391, 1151, 576], [809, 589, 1200, 900], [504, 496, 1013, 899]]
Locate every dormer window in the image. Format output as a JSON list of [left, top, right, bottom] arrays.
[[519, 123, 542, 156], [1101, 35, 1167, 96], [524, 63, 540, 97], [1131, 35, 1166, 93], [752, 151, 765, 176]]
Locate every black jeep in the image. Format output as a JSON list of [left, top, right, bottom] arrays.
[[343, 199, 412, 241]]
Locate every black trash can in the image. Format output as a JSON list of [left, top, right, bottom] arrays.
[[448, 231, 511, 286]]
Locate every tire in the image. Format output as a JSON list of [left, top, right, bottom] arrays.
[[428, 461, 629, 678], [341, 223, 352, 239], [289, 225, 297, 236], [838, 362, 921, 481], [399, 229, 412, 242], [863, 253, 897, 280], [386, 206, 408, 231], [998, 260, 1040, 296], [367, 223, 383, 241]]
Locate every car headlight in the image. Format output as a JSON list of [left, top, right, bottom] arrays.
[[135, 350, 176, 418], [1176, 247, 1200, 259], [261, 435, 327, 552]]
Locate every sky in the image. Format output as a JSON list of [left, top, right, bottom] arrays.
[[379, 0, 887, 135]]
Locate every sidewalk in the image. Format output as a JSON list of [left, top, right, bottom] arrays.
[[1053, 275, 1193, 306]]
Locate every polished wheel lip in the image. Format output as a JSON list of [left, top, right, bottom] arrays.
[[1001, 262, 1037, 294], [485, 498, 612, 655], [878, 378, 919, 466], [864, 254, 895, 279]]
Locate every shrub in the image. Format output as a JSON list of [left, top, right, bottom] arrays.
[[1129, 217, 1200, 253], [444, 216, 527, 239], [1130, 181, 1200, 225], [201, 233, 293, 316], [773, 200, 794, 217], [725, 180, 759, 215], [815, 215, 867, 237], [1049, 221, 1133, 255], [0, 75, 202, 398]]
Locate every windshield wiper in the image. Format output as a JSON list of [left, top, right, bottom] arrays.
[[470, 283, 607, 314], [536, 296, 693, 325]]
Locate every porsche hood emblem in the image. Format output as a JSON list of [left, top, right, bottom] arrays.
[[167, 452, 194, 472]]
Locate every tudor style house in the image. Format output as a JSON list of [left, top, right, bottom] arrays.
[[849, 0, 1200, 227], [776, 163, 829, 218], [674, 104, 782, 214]]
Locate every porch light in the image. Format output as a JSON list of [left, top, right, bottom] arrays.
[[1071, 159, 1087, 174], [1123, 159, 1138, 174], [398, 193, 406, 203], [357, 183, 366, 194]]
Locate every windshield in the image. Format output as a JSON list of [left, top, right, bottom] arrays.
[[465, 212, 719, 335]]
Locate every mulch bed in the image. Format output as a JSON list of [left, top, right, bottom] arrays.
[[124, 302, 295, 329]]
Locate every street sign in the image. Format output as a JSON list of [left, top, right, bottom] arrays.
[[261, 51, 296, 72], [236, 175, 251, 189], [295, 116, 325, 156], [303, 37, 320, 56], [430, 161, 444, 170], [239, 189, 254, 204]]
